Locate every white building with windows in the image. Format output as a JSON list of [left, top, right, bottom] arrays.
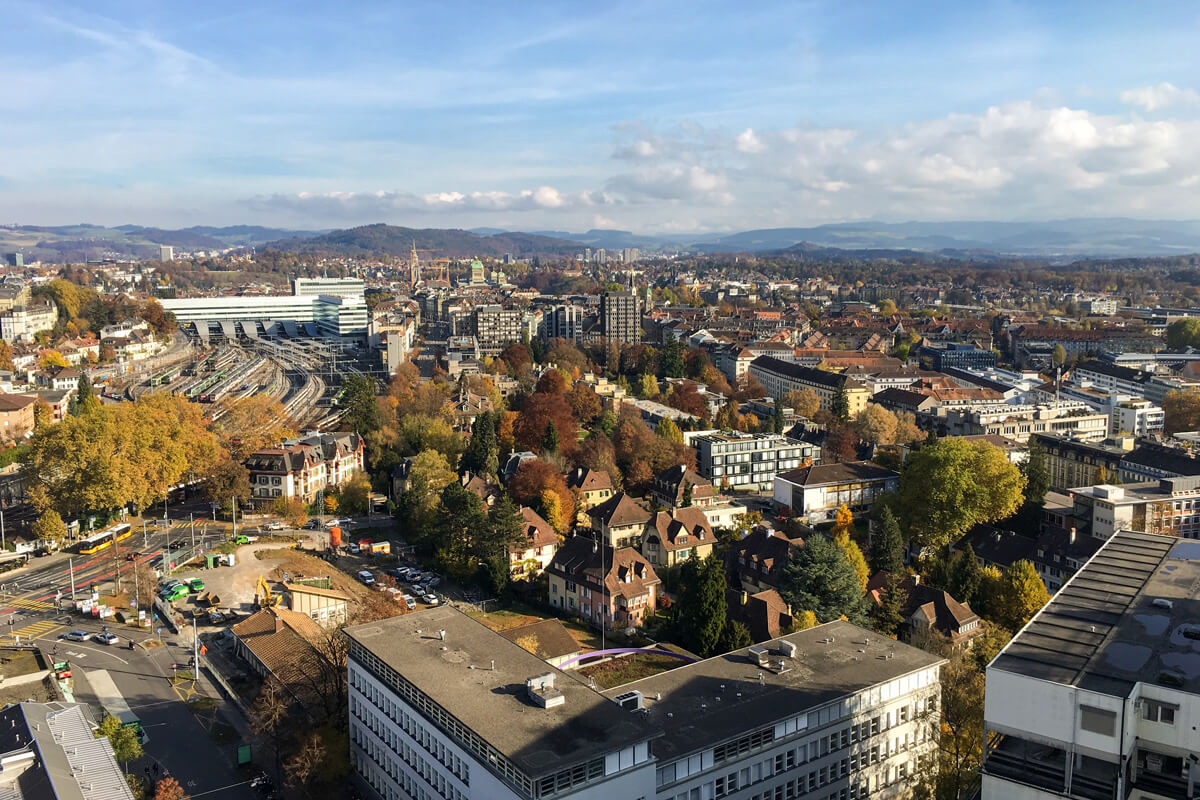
[[346, 607, 944, 800], [983, 529, 1200, 800], [292, 276, 366, 299], [692, 431, 816, 491]]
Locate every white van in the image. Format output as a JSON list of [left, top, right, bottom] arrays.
[[357, 570, 375, 585]]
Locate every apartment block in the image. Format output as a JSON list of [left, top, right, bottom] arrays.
[[347, 607, 944, 800], [1070, 476, 1200, 540], [749, 356, 870, 419], [692, 431, 815, 491], [983, 530, 1200, 800], [600, 291, 641, 344]]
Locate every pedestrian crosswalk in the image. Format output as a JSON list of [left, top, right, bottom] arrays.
[[0, 594, 53, 611], [5, 619, 64, 641]]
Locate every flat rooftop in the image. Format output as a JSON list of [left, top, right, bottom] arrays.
[[991, 530, 1200, 698], [344, 607, 657, 778], [601, 619, 943, 763]]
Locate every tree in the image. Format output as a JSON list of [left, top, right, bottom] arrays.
[[510, 459, 575, 530], [203, 458, 251, 512], [152, 776, 188, 800], [535, 369, 570, 396], [870, 574, 908, 637], [681, 482, 693, 508], [68, 374, 98, 416], [660, 336, 685, 378], [636, 373, 660, 400], [655, 417, 683, 445], [323, 494, 339, 514], [878, 298, 898, 316], [784, 388, 820, 420], [779, 535, 868, 625], [830, 380, 850, 423], [1051, 344, 1067, 367], [340, 375, 384, 435], [853, 404, 898, 445], [718, 619, 752, 653], [895, 438, 1025, 552], [210, 395, 296, 460], [39, 350, 68, 369], [950, 545, 983, 607], [772, 398, 785, 435], [541, 421, 560, 454], [830, 506, 869, 591], [673, 555, 727, 657], [823, 424, 859, 463], [31, 509, 67, 548], [513, 393, 577, 455], [870, 506, 905, 575], [665, 382, 708, 419], [1166, 318, 1200, 349], [999, 560, 1050, 632], [127, 774, 149, 800], [435, 482, 489, 580], [339, 472, 373, 514], [284, 731, 327, 795], [96, 713, 143, 765], [893, 410, 924, 445], [249, 678, 289, 772], [566, 383, 603, 424], [1011, 439, 1050, 533], [460, 411, 499, 477], [1164, 388, 1200, 435], [499, 342, 531, 374], [272, 497, 308, 529]]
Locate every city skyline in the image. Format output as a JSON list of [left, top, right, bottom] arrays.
[[3, 1, 1200, 232]]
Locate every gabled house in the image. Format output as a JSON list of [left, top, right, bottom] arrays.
[[546, 535, 660, 630], [641, 507, 714, 568], [509, 506, 559, 579], [586, 491, 652, 548], [230, 606, 327, 713], [866, 573, 984, 647], [566, 467, 615, 511], [651, 464, 718, 509], [245, 431, 364, 508], [726, 528, 804, 593], [451, 389, 495, 434], [725, 587, 794, 643]]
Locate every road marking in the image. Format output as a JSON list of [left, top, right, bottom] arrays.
[[0, 594, 53, 611], [6, 619, 65, 640], [58, 644, 129, 664]]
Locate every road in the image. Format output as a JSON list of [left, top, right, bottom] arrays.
[[0, 520, 259, 798]]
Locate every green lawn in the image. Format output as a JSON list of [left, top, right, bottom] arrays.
[[577, 653, 683, 689]]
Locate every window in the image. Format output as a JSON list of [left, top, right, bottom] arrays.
[[1142, 700, 1176, 725], [1080, 705, 1116, 736]]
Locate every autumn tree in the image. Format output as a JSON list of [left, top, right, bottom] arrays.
[[96, 712, 143, 764], [998, 560, 1050, 632], [830, 505, 869, 590], [67, 374, 99, 416], [823, 424, 859, 463], [210, 395, 296, 460], [513, 393, 577, 455], [203, 458, 251, 512], [1164, 388, 1200, 435], [784, 388, 820, 420], [894, 438, 1025, 552], [39, 350, 68, 369], [31, 509, 68, 548], [499, 342, 531, 374], [1166, 318, 1200, 349], [853, 404, 898, 445], [510, 459, 574, 530], [656, 417, 684, 445], [393, 449, 456, 548], [339, 471, 373, 514], [893, 410, 925, 445], [665, 381, 708, 420], [566, 383, 603, 424], [636, 373, 660, 400], [152, 777, 189, 800]]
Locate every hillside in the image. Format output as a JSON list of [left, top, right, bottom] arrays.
[[261, 223, 583, 258], [0, 224, 316, 263]]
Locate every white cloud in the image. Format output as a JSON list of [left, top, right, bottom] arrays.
[[606, 165, 734, 205], [735, 128, 765, 154], [1120, 82, 1200, 111]]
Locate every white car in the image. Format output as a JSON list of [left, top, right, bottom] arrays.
[[421, 593, 439, 606], [63, 630, 90, 642], [95, 632, 120, 646], [402, 594, 417, 610]]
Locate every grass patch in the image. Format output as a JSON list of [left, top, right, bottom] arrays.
[[170, 670, 196, 684], [577, 653, 683, 689], [187, 696, 216, 713]]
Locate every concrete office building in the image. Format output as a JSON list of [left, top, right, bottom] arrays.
[[1070, 475, 1200, 540], [347, 607, 944, 800], [983, 530, 1200, 800], [159, 244, 174, 261], [692, 431, 816, 491], [163, 291, 369, 338], [542, 305, 583, 342], [601, 291, 641, 344], [292, 276, 366, 299]]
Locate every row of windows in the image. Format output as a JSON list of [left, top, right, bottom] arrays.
[[352, 719, 467, 800], [350, 670, 471, 784]]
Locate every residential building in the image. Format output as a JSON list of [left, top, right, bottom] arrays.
[[724, 587, 793, 642], [641, 507, 714, 568], [286, 581, 351, 627], [866, 573, 984, 647], [0, 302, 57, 343], [347, 607, 944, 800], [566, 467, 614, 512], [1081, 298, 1120, 315], [600, 290, 640, 343], [1032, 433, 1132, 492], [546, 536, 660, 629], [472, 305, 534, 355], [244, 431, 364, 507], [0, 702, 136, 800], [940, 401, 1110, 443], [509, 507, 558, 579], [651, 464, 717, 509], [0, 393, 35, 443], [1070, 476, 1200, 539], [35, 365, 80, 392], [231, 605, 325, 711], [916, 342, 997, 370], [693, 431, 814, 491], [749, 355, 870, 418], [1111, 397, 1164, 436], [773, 461, 900, 523], [727, 528, 805, 593], [982, 530, 1200, 800], [587, 492, 652, 548]]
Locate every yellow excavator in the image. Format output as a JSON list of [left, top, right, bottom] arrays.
[[256, 576, 281, 608]]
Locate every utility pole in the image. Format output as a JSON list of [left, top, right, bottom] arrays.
[[231, 496, 237, 539], [189, 513, 195, 550], [142, 520, 147, 549], [193, 617, 199, 675], [113, 525, 121, 592], [1, 505, 5, 553]]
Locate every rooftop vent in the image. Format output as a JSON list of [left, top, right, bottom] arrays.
[[1152, 598, 1174, 610], [526, 673, 565, 709], [748, 645, 770, 667], [614, 690, 644, 711], [778, 640, 797, 659]]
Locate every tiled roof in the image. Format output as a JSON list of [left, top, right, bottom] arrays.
[[775, 460, 897, 488], [231, 607, 326, 706], [588, 491, 652, 528], [519, 506, 558, 549], [566, 467, 613, 492]]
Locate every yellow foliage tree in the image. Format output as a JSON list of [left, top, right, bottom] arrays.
[[211, 395, 297, 460], [39, 350, 68, 369], [323, 495, 339, 514]]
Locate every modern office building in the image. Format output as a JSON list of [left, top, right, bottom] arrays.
[[749, 356, 871, 419], [542, 305, 583, 342], [4, 253, 23, 267], [983, 530, 1200, 800], [941, 401, 1110, 443], [472, 305, 534, 355], [601, 291, 641, 344], [773, 461, 900, 523], [347, 607, 944, 800], [1069, 475, 1200, 540], [692, 431, 815, 491], [292, 276, 366, 299], [159, 244, 174, 261], [163, 291, 368, 338]]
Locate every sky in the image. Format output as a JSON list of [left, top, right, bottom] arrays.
[[2, 0, 1200, 234]]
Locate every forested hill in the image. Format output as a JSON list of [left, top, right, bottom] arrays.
[[261, 223, 583, 258]]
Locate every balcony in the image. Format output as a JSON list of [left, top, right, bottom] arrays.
[[982, 733, 1068, 795]]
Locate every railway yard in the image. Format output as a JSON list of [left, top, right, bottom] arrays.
[[114, 336, 380, 431]]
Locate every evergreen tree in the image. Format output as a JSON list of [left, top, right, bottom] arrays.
[[673, 555, 728, 657], [1011, 439, 1051, 534], [541, 421, 560, 454], [68, 374, 97, 416], [831, 380, 850, 423], [681, 481, 693, 508], [660, 335, 685, 379], [717, 619, 752, 653], [460, 412, 499, 478], [870, 574, 908, 637], [772, 397, 785, 434], [530, 336, 545, 364], [951, 545, 983, 606], [779, 535, 868, 625], [341, 374, 384, 435], [870, 505, 905, 575]]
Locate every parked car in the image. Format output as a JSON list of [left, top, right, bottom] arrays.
[[402, 594, 417, 610], [264, 521, 285, 531], [95, 632, 120, 646], [187, 578, 205, 593], [160, 584, 189, 602], [302, 520, 320, 530], [422, 593, 439, 606], [63, 630, 90, 642], [426, 577, 442, 588], [357, 570, 376, 586], [347, 543, 360, 555]]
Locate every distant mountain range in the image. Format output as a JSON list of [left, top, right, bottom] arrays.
[[4, 218, 1200, 263]]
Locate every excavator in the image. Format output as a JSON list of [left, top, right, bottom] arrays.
[[255, 576, 281, 608]]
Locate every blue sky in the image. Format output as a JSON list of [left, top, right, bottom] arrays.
[[2, 0, 1199, 232]]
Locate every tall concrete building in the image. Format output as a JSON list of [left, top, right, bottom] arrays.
[[983, 530, 1200, 800], [4, 253, 23, 267], [347, 606, 944, 800], [159, 244, 174, 261], [292, 276, 366, 300], [601, 290, 640, 344]]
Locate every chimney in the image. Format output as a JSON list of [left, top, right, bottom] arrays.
[[438, 629, 446, 642], [274, 611, 283, 633]]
